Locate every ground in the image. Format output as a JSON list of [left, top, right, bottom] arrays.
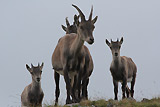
[[44, 97, 160, 107]]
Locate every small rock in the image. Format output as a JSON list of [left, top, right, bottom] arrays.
[[65, 103, 79, 107], [141, 98, 150, 102], [127, 97, 136, 101], [107, 102, 113, 107]]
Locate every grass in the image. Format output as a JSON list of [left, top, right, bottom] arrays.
[[44, 97, 160, 107]]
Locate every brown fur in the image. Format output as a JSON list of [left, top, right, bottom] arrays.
[[52, 4, 97, 105], [61, 16, 93, 100], [106, 37, 137, 100], [21, 63, 44, 107]]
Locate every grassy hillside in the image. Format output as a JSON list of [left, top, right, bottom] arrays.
[[44, 97, 160, 107]]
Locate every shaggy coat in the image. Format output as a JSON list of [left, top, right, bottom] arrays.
[[106, 37, 137, 100], [61, 16, 94, 99], [21, 63, 44, 107], [52, 4, 97, 104]]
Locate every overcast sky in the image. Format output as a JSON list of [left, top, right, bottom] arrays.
[[1, 0, 160, 106]]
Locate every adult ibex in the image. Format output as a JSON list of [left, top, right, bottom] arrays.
[[106, 37, 137, 100], [61, 16, 94, 100], [52, 4, 97, 104], [21, 63, 44, 107]]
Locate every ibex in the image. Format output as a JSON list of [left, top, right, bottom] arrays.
[[61, 16, 94, 100], [21, 63, 44, 107], [105, 37, 137, 100], [61, 16, 78, 34], [52, 4, 97, 104]]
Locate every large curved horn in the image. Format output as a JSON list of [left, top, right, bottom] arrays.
[[72, 4, 85, 21], [89, 6, 93, 21], [65, 17, 70, 27]]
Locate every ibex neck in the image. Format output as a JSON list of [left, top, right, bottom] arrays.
[[71, 34, 84, 55], [112, 56, 121, 67], [31, 80, 41, 91]]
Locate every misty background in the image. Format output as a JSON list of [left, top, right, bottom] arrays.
[[0, 0, 160, 106]]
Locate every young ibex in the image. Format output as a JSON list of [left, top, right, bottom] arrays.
[[106, 37, 137, 100], [61, 15, 94, 100], [21, 63, 44, 107], [52, 4, 97, 104]]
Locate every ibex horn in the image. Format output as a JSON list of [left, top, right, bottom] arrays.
[[65, 17, 70, 27], [89, 6, 93, 21], [72, 4, 85, 21]]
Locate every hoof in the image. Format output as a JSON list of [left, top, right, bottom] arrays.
[[114, 98, 118, 100], [54, 101, 58, 106], [66, 99, 72, 104], [76, 98, 81, 103], [72, 98, 80, 103], [122, 96, 126, 99], [81, 97, 88, 101]]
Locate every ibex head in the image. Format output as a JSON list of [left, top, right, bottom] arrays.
[[72, 4, 98, 44], [61, 15, 79, 34], [26, 63, 44, 83], [106, 37, 123, 57]]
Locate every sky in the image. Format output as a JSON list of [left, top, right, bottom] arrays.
[[0, 0, 160, 106]]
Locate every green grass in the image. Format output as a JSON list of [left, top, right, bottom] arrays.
[[44, 97, 160, 107]]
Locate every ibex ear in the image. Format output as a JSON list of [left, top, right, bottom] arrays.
[[120, 37, 123, 44], [106, 39, 110, 46], [40, 62, 44, 71], [61, 25, 67, 31], [26, 64, 32, 73], [92, 16, 98, 24]]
